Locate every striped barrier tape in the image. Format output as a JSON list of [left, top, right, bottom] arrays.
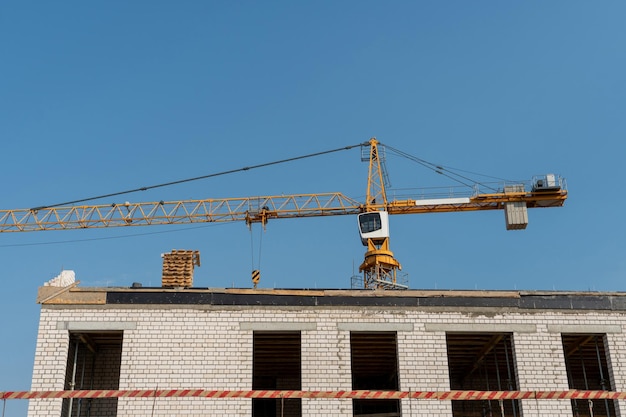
[[3, 389, 626, 401]]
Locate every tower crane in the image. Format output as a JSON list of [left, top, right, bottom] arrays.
[[0, 138, 567, 289]]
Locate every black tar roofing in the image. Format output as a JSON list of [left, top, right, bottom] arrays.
[[102, 289, 626, 311]]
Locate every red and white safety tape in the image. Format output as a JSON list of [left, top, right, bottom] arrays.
[[2, 389, 626, 401]]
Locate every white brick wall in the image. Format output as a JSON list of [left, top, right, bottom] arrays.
[[398, 330, 452, 416], [302, 319, 351, 391], [27, 305, 626, 417], [302, 399, 352, 417], [513, 331, 571, 416], [28, 309, 70, 416]]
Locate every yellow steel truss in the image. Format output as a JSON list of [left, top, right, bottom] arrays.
[[0, 139, 568, 290], [0, 188, 567, 233]]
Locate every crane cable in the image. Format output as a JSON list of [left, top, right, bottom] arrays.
[[31, 142, 366, 211], [31, 141, 506, 210], [250, 224, 263, 288], [384, 144, 511, 193]]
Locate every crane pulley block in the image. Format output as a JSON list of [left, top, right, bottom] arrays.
[[252, 269, 260, 288]]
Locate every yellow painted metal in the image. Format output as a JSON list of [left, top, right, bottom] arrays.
[[361, 138, 404, 289], [384, 190, 568, 215], [365, 138, 387, 210], [358, 238, 405, 290], [359, 239, 401, 272], [0, 141, 568, 291], [0, 193, 362, 232], [0, 189, 567, 233], [252, 269, 260, 289]]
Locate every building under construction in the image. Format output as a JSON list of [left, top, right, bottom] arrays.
[[1, 139, 584, 416], [27, 256, 626, 417]]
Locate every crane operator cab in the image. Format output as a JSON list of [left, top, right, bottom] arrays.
[[358, 211, 390, 246]]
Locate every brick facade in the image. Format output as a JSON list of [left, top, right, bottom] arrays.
[[28, 289, 626, 417]]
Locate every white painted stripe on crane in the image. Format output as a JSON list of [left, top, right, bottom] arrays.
[[414, 197, 471, 206]]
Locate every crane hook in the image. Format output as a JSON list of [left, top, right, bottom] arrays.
[[252, 269, 260, 289]]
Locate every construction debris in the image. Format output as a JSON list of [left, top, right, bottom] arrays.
[[44, 270, 76, 287], [161, 250, 200, 288]]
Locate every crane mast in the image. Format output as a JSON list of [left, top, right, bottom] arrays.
[[359, 138, 404, 290], [0, 139, 568, 290]]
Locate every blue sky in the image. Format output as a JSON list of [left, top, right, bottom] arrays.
[[1, 1, 625, 414]]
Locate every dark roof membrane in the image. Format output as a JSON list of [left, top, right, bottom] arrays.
[[103, 290, 626, 311]]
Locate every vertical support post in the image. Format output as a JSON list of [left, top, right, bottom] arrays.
[[483, 362, 493, 416], [67, 341, 79, 417], [565, 354, 580, 417], [76, 347, 87, 417], [86, 353, 96, 417], [504, 339, 518, 417], [595, 336, 612, 417], [580, 351, 589, 389]]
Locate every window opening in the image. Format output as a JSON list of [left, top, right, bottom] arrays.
[[359, 213, 382, 234], [562, 334, 616, 417], [252, 331, 301, 417], [350, 332, 401, 417], [446, 333, 520, 417], [62, 331, 123, 417]]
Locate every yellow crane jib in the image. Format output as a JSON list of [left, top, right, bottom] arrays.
[[0, 138, 567, 291]]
